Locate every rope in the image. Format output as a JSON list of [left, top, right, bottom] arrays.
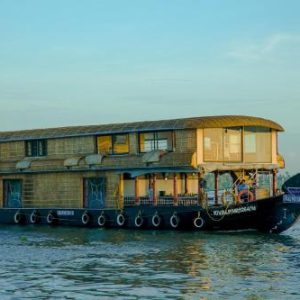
[[205, 202, 231, 222]]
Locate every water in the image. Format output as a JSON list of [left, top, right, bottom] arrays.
[[1, 224, 300, 300]]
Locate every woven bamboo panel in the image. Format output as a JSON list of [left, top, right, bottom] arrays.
[[48, 136, 95, 158], [0, 171, 122, 209], [0, 141, 25, 161]]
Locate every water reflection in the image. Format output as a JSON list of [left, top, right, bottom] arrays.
[[0, 224, 300, 299]]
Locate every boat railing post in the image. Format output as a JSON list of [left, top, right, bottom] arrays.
[[215, 171, 219, 205], [173, 173, 178, 206], [198, 173, 206, 207], [253, 169, 258, 201], [184, 173, 188, 194], [272, 169, 277, 196], [153, 174, 157, 206], [135, 176, 140, 206]]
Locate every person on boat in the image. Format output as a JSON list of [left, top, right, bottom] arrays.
[[148, 183, 154, 202], [198, 177, 207, 207]]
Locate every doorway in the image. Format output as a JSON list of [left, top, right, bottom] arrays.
[[3, 180, 22, 208], [83, 177, 106, 209]]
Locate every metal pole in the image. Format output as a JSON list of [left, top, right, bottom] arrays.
[[215, 171, 219, 205]]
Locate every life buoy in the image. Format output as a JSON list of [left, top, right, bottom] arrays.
[[116, 213, 125, 227], [46, 211, 56, 224], [237, 190, 254, 203], [193, 216, 204, 229], [98, 213, 106, 227], [134, 214, 144, 228], [14, 211, 22, 224], [81, 211, 90, 225], [170, 213, 179, 228], [152, 213, 161, 228], [30, 211, 39, 224]]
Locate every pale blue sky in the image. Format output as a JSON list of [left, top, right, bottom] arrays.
[[0, 1, 299, 173]]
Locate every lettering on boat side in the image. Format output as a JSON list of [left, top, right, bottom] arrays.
[[212, 205, 257, 216], [283, 195, 300, 203], [57, 210, 75, 216]]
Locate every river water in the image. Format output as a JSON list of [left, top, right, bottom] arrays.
[[0, 224, 300, 300]]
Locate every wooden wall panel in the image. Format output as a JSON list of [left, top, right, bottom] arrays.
[[129, 133, 138, 154], [48, 136, 95, 158], [0, 141, 25, 161], [0, 171, 122, 209]]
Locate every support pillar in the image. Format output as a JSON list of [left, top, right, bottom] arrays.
[[198, 173, 202, 205], [153, 174, 157, 205], [253, 170, 257, 201], [214, 171, 219, 205], [272, 169, 277, 196], [119, 174, 124, 209], [184, 173, 188, 194], [173, 173, 178, 206], [135, 177, 140, 205]]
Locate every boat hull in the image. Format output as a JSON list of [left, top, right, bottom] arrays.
[[0, 195, 299, 233]]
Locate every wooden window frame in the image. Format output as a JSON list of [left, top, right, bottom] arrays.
[[25, 139, 47, 157], [97, 134, 129, 155], [138, 131, 174, 153]]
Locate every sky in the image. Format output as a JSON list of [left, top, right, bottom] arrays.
[[0, 0, 299, 174]]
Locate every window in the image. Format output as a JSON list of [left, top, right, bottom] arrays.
[[203, 126, 272, 163], [26, 140, 47, 157], [98, 135, 112, 154], [244, 126, 271, 163], [203, 127, 242, 162], [223, 127, 242, 162], [139, 131, 173, 152], [97, 134, 129, 155], [203, 128, 224, 161]]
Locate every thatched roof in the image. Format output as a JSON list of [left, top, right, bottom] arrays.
[[0, 115, 284, 142]]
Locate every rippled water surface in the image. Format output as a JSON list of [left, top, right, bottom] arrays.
[[1, 224, 300, 300]]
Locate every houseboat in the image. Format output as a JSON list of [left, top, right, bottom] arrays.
[[0, 115, 299, 233]]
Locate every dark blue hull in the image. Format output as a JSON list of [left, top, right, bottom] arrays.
[[1, 195, 300, 233]]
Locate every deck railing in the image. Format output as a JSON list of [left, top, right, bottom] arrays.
[[123, 188, 272, 207], [124, 195, 200, 206]]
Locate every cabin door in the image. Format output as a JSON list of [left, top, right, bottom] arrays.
[[84, 178, 106, 209], [3, 180, 22, 208]]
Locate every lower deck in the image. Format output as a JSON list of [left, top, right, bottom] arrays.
[[0, 169, 277, 211]]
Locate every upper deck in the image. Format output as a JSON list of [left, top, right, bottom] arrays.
[[0, 115, 284, 174]]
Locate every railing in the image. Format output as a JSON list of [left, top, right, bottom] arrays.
[[124, 195, 199, 207], [178, 196, 199, 206], [124, 187, 274, 207]]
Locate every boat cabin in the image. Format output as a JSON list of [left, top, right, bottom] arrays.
[[0, 115, 284, 209]]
